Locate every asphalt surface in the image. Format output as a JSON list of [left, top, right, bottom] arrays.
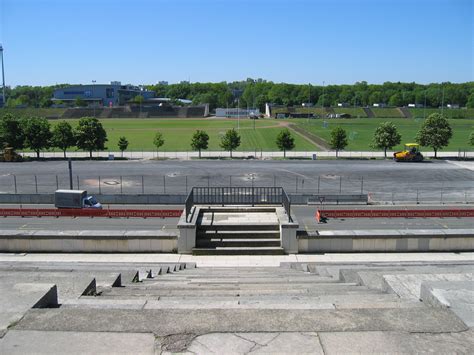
[[2, 205, 472, 232], [1, 160, 473, 203]]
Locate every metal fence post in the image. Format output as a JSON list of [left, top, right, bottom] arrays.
[[34, 175, 38, 193], [13, 174, 17, 194], [120, 176, 123, 194], [98, 176, 101, 194], [141, 175, 144, 194], [360, 176, 364, 194], [56, 175, 59, 190], [163, 176, 166, 193], [295, 177, 298, 193]]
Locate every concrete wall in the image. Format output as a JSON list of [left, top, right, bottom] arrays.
[[0, 230, 177, 253], [298, 229, 474, 253]]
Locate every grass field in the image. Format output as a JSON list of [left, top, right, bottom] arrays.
[[49, 118, 318, 152], [293, 118, 474, 151]]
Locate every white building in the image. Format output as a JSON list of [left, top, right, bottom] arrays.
[[215, 108, 260, 118]]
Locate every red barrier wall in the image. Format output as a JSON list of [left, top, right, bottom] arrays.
[[317, 209, 474, 219], [0, 208, 182, 218]]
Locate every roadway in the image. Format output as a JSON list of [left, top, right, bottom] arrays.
[[1, 160, 473, 204]]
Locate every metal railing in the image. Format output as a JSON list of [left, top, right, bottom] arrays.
[[185, 186, 291, 222]]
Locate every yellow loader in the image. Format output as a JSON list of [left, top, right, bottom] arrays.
[[393, 143, 424, 162]]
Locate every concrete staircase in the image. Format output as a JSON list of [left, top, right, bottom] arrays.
[[363, 107, 375, 118], [192, 209, 284, 255], [89, 265, 423, 310], [397, 107, 412, 118]]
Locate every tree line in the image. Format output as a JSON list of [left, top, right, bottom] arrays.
[[3, 80, 474, 112], [1, 113, 472, 159], [0, 114, 107, 158], [0, 113, 297, 158], [330, 113, 472, 158]]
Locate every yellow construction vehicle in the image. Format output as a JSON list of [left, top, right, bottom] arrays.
[[0, 147, 23, 162], [393, 143, 423, 162]]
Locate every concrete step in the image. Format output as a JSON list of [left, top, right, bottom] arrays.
[[192, 247, 285, 255], [146, 276, 338, 284], [18, 307, 467, 334], [196, 238, 281, 248], [99, 285, 381, 297], [197, 230, 280, 239], [197, 224, 279, 232]]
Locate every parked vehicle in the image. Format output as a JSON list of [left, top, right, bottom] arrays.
[[54, 190, 102, 209], [393, 143, 424, 162]]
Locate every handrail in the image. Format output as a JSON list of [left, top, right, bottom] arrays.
[[185, 186, 292, 222], [184, 189, 194, 222]]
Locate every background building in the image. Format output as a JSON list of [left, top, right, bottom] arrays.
[[52, 81, 155, 107]]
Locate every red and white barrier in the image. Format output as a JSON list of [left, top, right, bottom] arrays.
[[316, 209, 474, 220], [0, 208, 182, 218]]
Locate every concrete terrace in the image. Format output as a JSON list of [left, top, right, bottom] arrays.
[[0, 253, 472, 354]]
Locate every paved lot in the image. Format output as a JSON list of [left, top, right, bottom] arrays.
[[1, 160, 473, 203]]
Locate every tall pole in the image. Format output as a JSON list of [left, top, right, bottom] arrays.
[[441, 86, 445, 116], [308, 83, 311, 123], [237, 98, 240, 130], [92, 80, 96, 117], [424, 90, 427, 119], [0, 45, 5, 107], [322, 81, 325, 117]]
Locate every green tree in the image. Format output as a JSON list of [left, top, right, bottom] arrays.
[[330, 127, 348, 158], [0, 113, 25, 149], [117, 136, 129, 157], [52, 121, 75, 158], [75, 117, 108, 158], [190, 130, 209, 158], [469, 132, 474, 146], [153, 131, 165, 152], [75, 97, 87, 107], [220, 128, 241, 158], [388, 93, 403, 107], [466, 93, 474, 108], [23, 117, 52, 158], [415, 113, 452, 158], [276, 129, 295, 158], [371, 122, 402, 158]]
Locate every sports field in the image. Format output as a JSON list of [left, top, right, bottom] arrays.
[[46, 117, 474, 153], [50, 118, 318, 152], [292, 118, 474, 151]]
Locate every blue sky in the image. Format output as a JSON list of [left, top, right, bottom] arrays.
[[0, 0, 472, 86]]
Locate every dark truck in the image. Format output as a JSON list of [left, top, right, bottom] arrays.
[[54, 189, 102, 209]]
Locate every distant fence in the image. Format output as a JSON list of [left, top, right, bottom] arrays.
[[1, 173, 473, 205]]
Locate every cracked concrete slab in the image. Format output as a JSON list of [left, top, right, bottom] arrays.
[[0, 330, 156, 354], [181, 332, 324, 354], [13, 307, 468, 335], [318, 330, 474, 354]]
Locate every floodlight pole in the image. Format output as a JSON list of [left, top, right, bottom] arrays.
[[237, 98, 240, 130], [92, 80, 96, 117], [322, 81, 325, 116], [0, 45, 5, 107]]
